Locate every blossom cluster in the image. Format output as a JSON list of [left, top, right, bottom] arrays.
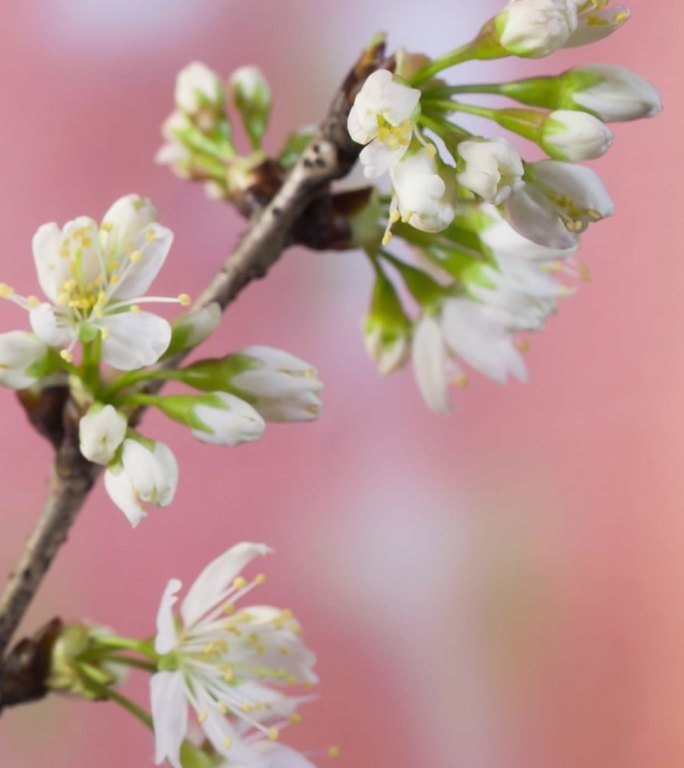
[[345, 0, 660, 410], [0, 195, 323, 525], [48, 543, 336, 768]]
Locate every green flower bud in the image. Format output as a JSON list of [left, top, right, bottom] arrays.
[[230, 66, 272, 149]]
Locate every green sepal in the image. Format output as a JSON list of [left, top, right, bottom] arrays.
[[174, 356, 254, 393], [231, 69, 272, 150], [181, 742, 224, 768], [145, 393, 227, 432], [162, 304, 221, 360]]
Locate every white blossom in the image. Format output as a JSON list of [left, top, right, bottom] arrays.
[[191, 392, 266, 446], [411, 298, 527, 412], [566, 3, 630, 48], [505, 160, 613, 248], [151, 542, 317, 768], [389, 148, 456, 235], [496, 0, 579, 58], [0, 331, 50, 390], [78, 404, 127, 465], [541, 109, 614, 162], [230, 66, 270, 104], [567, 65, 662, 122], [104, 439, 178, 527], [347, 69, 421, 179], [175, 61, 223, 116], [1, 195, 185, 370], [231, 346, 323, 423], [456, 138, 524, 204]]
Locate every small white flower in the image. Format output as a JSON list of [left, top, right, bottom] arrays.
[[78, 404, 127, 465], [411, 298, 527, 412], [0, 331, 50, 390], [566, 65, 662, 122], [389, 147, 456, 234], [541, 109, 614, 161], [191, 392, 266, 445], [151, 542, 317, 768], [566, 3, 630, 48], [104, 439, 178, 527], [496, 0, 578, 58], [347, 69, 421, 179], [456, 138, 524, 204], [1, 195, 186, 370], [505, 160, 613, 248], [231, 346, 323, 423], [175, 61, 224, 117]]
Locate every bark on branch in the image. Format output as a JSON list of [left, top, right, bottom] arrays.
[[0, 40, 385, 699]]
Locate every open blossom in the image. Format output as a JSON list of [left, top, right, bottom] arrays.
[[347, 69, 421, 179], [151, 542, 317, 768], [412, 300, 527, 412], [495, 0, 579, 58], [104, 438, 178, 527], [566, 2, 630, 48], [230, 346, 323, 423], [389, 147, 456, 235], [540, 109, 614, 162], [456, 138, 524, 204], [1, 194, 187, 370], [505, 160, 613, 248]]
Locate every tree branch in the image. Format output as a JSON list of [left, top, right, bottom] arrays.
[[0, 39, 385, 692]]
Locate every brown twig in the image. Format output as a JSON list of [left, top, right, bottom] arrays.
[[0, 39, 385, 699]]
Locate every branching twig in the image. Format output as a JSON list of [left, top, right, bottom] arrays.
[[0, 40, 385, 701]]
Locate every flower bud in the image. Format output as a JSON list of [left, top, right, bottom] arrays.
[[163, 303, 221, 359], [562, 65, 662, 122], [79, 404, 127, 465], [230, 65, 272, 149], [47, 624, 126, 699], [456, 138, 524, 204], [104, 439, 178, 527], [101, 194, 158, 251], [230, 346, 324, 422], [148, 392, 265, 445], [0, 331, 52, 389], [191, 391, 266, 444], [540, 110, 613, 161], [175, 61, 224, 118], [494, 0, 578, 59], [363, 267, 411, 376]]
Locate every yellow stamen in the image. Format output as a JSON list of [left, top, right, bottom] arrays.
[[267, 728, 279, 742], [26, 296, 40, 309], [130, 305, 142, 315], [178, 293, 191, 307], [0, 283, 15, 299], [289, 713, 301, 725], [198, 710, 208, 723], [233, 576, 247, 590], [101, 327, 110, 341], [328, 746, 341, 759], [60, 349, 73, 363]]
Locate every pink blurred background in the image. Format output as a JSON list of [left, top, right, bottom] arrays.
[[0, 1, 681, 766]]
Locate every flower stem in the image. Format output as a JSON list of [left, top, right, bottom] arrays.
[[409, 41, 482, 86], [93, 635, 158, 662], [102, 368, 181, 401]]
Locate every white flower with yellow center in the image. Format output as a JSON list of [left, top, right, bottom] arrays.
[[347, 69, 421, 179], [0, 195, 188, 370], [505, 160, 614, 249], [151, 543, 317, 768], [387, 146, 456, 240]]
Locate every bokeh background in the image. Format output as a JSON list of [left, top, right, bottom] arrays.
[[0, 1, 681, 766]]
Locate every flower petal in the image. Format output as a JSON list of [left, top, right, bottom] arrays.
[[359, 140, 406, 179], [110, 223, 174, 301], [32, 223, 66, 304], [29, 303, 74, 349], [155, 578, 182, 654], [103, 466, 147, 527], [411, 315, 451, 413], [150, 671, 188, 768], [100, 311, 171, 370], [180, 542, 273, 628], [259, 743, 317, 768]]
